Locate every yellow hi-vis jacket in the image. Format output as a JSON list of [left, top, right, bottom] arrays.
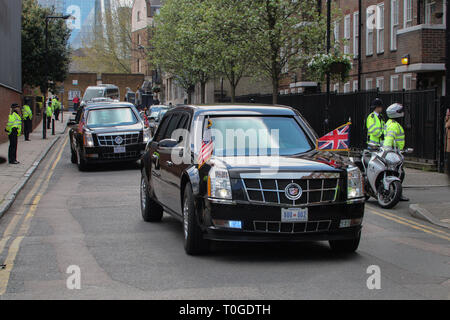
[[366, 112, 385, 146], [46, 105, 53, 117], [6, 112, 22, 135], [22, 105, 33, 120], [383, 119, 405, 150], [52, 99, 61, 111]]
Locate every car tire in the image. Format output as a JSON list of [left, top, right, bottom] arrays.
[[183, 183, 209, 255], [76, 147, 88, 171], [329, 232, 361, 253], [140, 172, 163, 222]]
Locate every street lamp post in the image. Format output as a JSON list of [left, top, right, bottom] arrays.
[[43, 14, 72, 139], [325, 0, 331, 134]]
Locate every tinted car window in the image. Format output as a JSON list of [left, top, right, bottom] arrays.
[[83, 88, 105, 101], [154, 115, 171, 142], [163, 113, 181, 140]]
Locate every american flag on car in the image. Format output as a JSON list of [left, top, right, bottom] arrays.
[[198, 119, 214, 168], [316, 122, 351, 151]]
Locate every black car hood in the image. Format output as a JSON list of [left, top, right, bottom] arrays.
[[86, 123, 142, 133], [213, 151, 352, 178]]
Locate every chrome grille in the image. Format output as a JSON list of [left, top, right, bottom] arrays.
[[241, 173, 340, 206], [254, 220, 331, 233], [97, 132, 140, 147]]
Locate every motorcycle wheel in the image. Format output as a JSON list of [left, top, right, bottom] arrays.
[[377, 180, 402, 209]]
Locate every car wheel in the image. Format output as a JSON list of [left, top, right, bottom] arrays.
[[183, 183, 209, 255], [76, 147, 87, 171], [329, 232, 361, 253], [140, 172, 163, 222]]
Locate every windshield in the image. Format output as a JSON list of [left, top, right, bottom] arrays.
[[83, 88, 105, 102], [87, 108, 137, 127], [208, 116, 313, 156], [150, 108, 169, 121]]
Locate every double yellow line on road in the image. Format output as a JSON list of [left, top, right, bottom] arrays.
[[0, 135, 68, 295], [366, 205, 450, 241]]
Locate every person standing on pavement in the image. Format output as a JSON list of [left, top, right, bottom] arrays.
[[21, 103, 33, 141], [366, 98, 385, 148], [73, 94, 80, 111], [46, 100, 53, 129], [52, 96, 61, 121], [5, 104, 22, 164], [383, 102, 409, 201]]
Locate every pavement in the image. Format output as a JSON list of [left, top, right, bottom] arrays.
[[403, 168, 450, 229], [0, 114, 68, 219]]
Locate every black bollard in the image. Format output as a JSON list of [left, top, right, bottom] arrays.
[[43, 114, 46, 139], [52, 118, 55, 136]]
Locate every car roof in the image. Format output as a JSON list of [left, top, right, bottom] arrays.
[[169, 104, 298, 116], [83, 102, 135, 110]]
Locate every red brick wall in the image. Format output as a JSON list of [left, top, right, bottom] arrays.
[[101, 73, 145, 101], [59, 73, 98, 108], [131, 28, 151, 76], [0, 85, 22, 143]]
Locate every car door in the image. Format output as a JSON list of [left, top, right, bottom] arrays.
[[149, 114, 171, 203], [160, 112, 191, 214], [156, 112, 182, 212]]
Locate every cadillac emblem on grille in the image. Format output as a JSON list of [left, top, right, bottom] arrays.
[[285, 183, 302, 200], [114, 136, 124, 145]]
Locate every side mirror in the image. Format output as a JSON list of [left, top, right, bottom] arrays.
[[158, 138, 178, 148], [404, 148, 414, 154]]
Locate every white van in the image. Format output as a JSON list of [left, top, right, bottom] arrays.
[[81, 85, 120, 107]]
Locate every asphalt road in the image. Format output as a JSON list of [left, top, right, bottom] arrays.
[[0, 135, 449, 299]]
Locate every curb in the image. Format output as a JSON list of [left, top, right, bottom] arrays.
[[0, 135, 62, 219], [409, 204, 450, 230]]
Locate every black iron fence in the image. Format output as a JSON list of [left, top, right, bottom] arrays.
[[221, 88, 443, 167]]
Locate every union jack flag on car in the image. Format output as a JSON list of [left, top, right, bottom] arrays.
[[316, 122, 351, 151]]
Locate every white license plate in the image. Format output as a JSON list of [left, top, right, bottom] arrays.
[[281, 207, 308, 222], [114, 146, 126, 153]]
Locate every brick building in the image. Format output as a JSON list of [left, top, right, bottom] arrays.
[[280, 0, 447, 96], [131, 0, 161, 79]]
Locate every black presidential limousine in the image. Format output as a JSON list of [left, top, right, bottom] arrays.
[[139, 104, 365, 255]]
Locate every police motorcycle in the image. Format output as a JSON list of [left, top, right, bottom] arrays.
[[353, 144, 413, 209]]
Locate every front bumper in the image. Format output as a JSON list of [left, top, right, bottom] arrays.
[[201, 200, 364, 242], [83, 144, 146, 163]]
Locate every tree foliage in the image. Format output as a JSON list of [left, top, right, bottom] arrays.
[[22, 0, 71, 94], [74, 0, 132, 73]]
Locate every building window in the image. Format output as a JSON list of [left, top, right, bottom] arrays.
[[366, 7, 374, 55], [425, 0, 436, 24], [137, 11, 141, 22], [377, 3, 385, 54], [344, 15, 351, 54], [366, 78, 373, 90], [390, 75, 399, 91], [137, 59, 141, 73], [353, 12, 359, 57], [376, 77, 385, 91], [353, 80, 359, 92], [333, 83, 339, 92], [137, 34, 141, 45], [391, 0, 399, 50], [404, 0, 412, 28], [344, 82, 351, 93], [403, 73, 412, 90], [334, 21, 340, 43]]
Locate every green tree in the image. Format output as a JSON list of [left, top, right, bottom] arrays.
[[22, 0, 71, 96], [251, 0, 328, 104]]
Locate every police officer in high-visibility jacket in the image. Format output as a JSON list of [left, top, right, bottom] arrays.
[[22, 103, 33, 141], [5, 104, 22, 164], [46, 100, 53, 129], [52, 96, 61, 121], [366, 98, 385, 147], [384, 102, 409, 201]]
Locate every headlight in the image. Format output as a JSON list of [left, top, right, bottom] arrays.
[[84, 132, 94, 147], [143, 129, 151, 143], [347, 166, 364, 199], [208, 166, 232, 200]]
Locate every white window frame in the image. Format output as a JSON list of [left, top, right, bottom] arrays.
[[377, 3, 385, 54], [344, 82, 351, 93], [376, 77, 385, 91], [404, 0, 413, 28], [353, 80, 359, 92], [353, 12, 359, 57], [366, 78, 373, 90], [366, 7, 374, 55], [425, 0, 436, 24], [334, 21, 340, 43], [390, 0, 399, 51], [390, 75, 399, 91], [403, 73, 413, 90], [344, 14, 351, 54], [333, 83, 339, 92]]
